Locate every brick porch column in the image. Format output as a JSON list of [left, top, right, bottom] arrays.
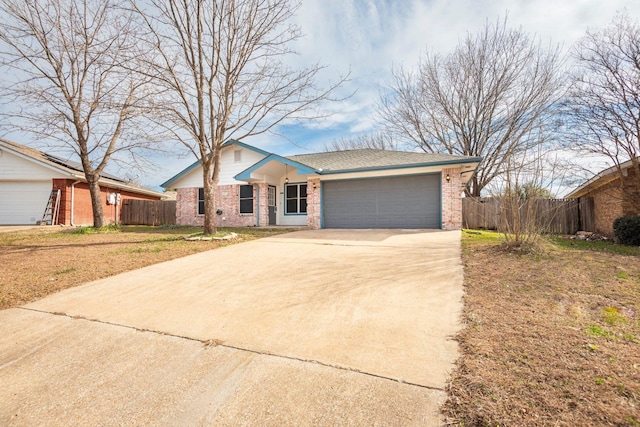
[[256, 182, 269, 226], [307, 177, 321, 229], [441, 168, 463, 230]]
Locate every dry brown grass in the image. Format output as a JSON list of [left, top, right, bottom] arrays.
[[444, 231, 640, 426], [0, 225, 294, 310]]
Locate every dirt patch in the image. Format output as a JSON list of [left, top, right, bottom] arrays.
[[444, 232, 640, 426], [0, 226, 294, 310]]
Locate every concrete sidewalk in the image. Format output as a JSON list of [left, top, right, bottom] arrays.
[[1, 229, 463, 425]]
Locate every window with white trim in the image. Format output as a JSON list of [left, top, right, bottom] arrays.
[[285, 183, 307, 214], [239, 185, 254, 214]]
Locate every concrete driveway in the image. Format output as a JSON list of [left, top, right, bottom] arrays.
[[0, 229, 463, 426]]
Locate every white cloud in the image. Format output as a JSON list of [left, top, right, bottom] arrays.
[[7, 0, 640, 186], [275, 0, 640, 155]]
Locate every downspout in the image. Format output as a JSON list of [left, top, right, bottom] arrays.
[[70, 179, 82, 226]]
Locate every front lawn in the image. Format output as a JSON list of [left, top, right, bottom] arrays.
[[445, 230, 640, 426], [0, 226, 294, 310]]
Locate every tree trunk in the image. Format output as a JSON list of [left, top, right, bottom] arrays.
[[87, 176, 105, 228], [465, 175, 481, 197], [202, 170, 218, 235]]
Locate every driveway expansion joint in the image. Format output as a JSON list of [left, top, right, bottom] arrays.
[[18, 306, 445, 393]]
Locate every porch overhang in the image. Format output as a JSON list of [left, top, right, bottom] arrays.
[[234, 154, 318, 182]]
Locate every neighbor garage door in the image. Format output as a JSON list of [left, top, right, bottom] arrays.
[[0, 181, 51, 225], [322, 174, 441, 228]]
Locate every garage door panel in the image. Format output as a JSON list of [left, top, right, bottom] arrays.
[[323, 174, 441, 229], [0, 182, 51, 225]]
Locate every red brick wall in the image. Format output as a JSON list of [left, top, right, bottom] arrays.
[[585, 173, 639, 237], [52, 179, 160, 226], [621, 167, 640, 216], [441, 168, 463, 230], [176, 184, 261, 227]]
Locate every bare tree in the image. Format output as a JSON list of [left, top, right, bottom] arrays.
[[0, 0, 151, 228], [491, 147, 570, 249], [134, 0, 345, 234], [381, 17, 565, 197], [566, 13, 640, 212], [324, 131, 400, 152]]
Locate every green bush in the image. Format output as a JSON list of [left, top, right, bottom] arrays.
[[613, 216, 640, 246]]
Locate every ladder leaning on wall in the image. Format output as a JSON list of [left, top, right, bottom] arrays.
[[40, 189, 61, 225]]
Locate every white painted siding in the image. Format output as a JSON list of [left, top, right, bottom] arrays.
[[0, 149, 67, 180], [0, 148, 68, 225], [169, 145, 267, 188]]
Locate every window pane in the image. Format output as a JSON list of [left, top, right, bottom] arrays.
[[300, 184, 307, 198], [240, 185, 253, 198], [286, 199, 298, 213], [286, 185, 297, 198], [198, 188, 205, 215], [240, 199, 253, 214], [300, 198, 307, 213], [268, 186, 276, 206]]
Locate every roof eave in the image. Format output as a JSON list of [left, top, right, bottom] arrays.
[[163, 139, 272, 188], [222, 138, 271, 157], [566, 158, 638, 199], [64, 173, 165, 199], [316, 157, 483, 175], [0, 141, 78, 178], [566, 174, 619, 199], [235, 154, 318, 181], [161, 159, 200, 189]]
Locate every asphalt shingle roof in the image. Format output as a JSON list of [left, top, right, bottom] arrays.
[[0, 138, 163, 195], [0, 138, 128, 182], [286, 148, 480, 172]]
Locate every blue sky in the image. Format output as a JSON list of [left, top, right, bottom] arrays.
[[4, 0, 640, 189], [259, 0, 640, 156]]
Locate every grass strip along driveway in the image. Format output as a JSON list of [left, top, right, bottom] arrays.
[[0, 226, 294, 310], [446, 231, 640, 426]]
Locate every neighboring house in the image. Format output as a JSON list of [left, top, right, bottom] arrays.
[[0, 138, 165, 226], [566, 158, 640, 237], [162, 139, 481, 230]]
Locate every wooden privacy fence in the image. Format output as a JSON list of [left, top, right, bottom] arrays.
[[121, 199, 176, 226], [462, 197, 595, 234]]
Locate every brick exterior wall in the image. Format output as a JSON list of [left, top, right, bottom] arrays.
[[621, 167, 640, 216], [176, 170, 466, 230], [176, 187, 201, 226], [176, 184, 262, 227], [584, 169, 640, 237], [52, 179, 160, 226], [441, 168, 463, 230], [306, 177, 321, 229]]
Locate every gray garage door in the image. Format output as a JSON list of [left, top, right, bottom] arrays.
[[322, 174, 441, 229]]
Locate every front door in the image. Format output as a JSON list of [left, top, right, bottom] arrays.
[[268, 185, 276, 225]]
